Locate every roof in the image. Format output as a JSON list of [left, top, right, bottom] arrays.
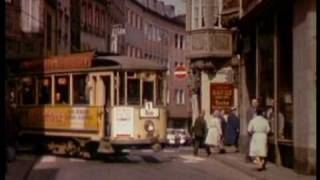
[[10, 52, 166, 74], [96, 56, 167, 71]]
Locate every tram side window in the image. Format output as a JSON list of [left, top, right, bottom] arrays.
[[143, 81, 154, 103], [38, 77, 51, 104], [73, 75, 89, 104], [21, 77, 36, 105], [55, 76, 69, 104], [119, 72, 125, 105], [156, 78, 164, 105], [127, 78, 140, 105]]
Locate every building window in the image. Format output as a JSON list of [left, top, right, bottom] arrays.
[[88, 3, 92, 29], [55, 76, 69, 104], [21, 77, 36, 105], [46, 14, 52, 50], [38, 77, 51, 104], [175, 89, 185, 105], [131, 11, 135, 27], [101, 10, 105, 34], [73, 75, 89, 104], [127, 9, 131, 24], [82, 1, 86, 27], [180, 35, 184, 49], [95, 6, 99, 33], [174, 34, 179, 48], [65, 15, 69, 45]]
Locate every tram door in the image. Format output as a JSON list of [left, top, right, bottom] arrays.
[[92, 74, 112, 137]]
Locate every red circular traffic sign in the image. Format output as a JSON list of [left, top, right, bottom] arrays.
[[174, 66, 188, 79]]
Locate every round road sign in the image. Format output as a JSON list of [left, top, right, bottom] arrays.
[[174, 66, 188, 79]]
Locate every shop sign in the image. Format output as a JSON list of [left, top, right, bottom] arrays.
[[210, 83, 234, 111], [140, 102, 159, 118]]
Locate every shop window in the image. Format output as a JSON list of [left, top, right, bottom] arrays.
[[73, 74, 89, 104], [55, 76, 69, 104], [143, 81, 154, 103], [38, 77, 51, 104], [21, 77, 36, 105], [127, 78, 140, 105]]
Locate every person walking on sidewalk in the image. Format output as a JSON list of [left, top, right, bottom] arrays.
[[205, 109, 224, 154], [224, 107, 240, 152], [192, 110, 211, 156], [245, 99, 258, 162], [248, 108, 271, 171]]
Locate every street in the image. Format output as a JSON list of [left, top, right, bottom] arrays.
[[25, 147, 255, 180]]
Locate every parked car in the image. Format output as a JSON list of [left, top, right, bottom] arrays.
[[166, 128, 192, 147]]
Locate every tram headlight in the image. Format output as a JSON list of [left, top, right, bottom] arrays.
[[144, 120, 155, 133]]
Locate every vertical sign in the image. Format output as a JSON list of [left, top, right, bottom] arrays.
[[210, 83, 234, 112]]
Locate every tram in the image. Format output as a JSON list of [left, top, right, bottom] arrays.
[[8, 52, 168, 157]]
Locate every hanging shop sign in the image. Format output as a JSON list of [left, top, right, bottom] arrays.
[[210, 83, 234, 111]]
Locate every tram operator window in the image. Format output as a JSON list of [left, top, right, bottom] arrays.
[[143, 81, 154, 102], [127, 78, 140, 105], [38, 77, 51, 104], [55, 76, 69, 104], [73, 74, 89, 104], [21, 77, 36, 105]]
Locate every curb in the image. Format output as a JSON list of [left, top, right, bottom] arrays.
[[213, 155, 266, 180]]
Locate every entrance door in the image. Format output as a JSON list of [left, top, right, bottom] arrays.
[[101, 75, 111, 137], [90, 73, 113, 137]]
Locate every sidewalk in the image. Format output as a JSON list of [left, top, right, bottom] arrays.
[[212, 149, 316, 180], [5, 154, 39, 180], [174, 146, 316, 180]]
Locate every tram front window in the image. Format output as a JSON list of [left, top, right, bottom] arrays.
[[55, 76, 69, 104], [73, 74, 88, 104], [38, 77, 51, 104], [21, 77, 36, 105], [127, 79, 140, 105], [143, 81, 154, 102]]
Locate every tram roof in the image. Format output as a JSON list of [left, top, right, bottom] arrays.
[[9, 52, 167, 75]]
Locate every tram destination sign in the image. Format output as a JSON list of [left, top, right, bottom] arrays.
[[210, 83, 234, 112]]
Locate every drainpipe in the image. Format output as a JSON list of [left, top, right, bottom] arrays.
[[273, 11, 282, 166]]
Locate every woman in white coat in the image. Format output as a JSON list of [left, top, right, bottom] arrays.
[[205, 109, 223, 152], [248, 108, 271, 170]]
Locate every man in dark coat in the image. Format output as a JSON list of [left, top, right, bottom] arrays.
[[225, 107, 240, 152], [192, 110, 211, 156]]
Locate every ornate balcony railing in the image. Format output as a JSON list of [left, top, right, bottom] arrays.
[[186, 28, 234, 59]]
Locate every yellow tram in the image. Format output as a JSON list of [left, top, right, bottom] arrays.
[[9, 52, 168, 156]]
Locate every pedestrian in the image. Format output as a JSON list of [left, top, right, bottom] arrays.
[[192, 110, 211, 156], [248, 108, 271, 171], [205, 109, 223, 154], [245, 99, 258, 162], [218, 109, 227, 153], [224, 107, 240, 152]]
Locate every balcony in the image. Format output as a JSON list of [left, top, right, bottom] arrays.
[[186, 28, 234, 59]]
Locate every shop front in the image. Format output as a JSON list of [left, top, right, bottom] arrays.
[[238, 0, 316, 174]]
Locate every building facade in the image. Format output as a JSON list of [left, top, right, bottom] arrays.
[[123, 0, 191, 129], [236, 0, 316, 175], [186, 0, 236, 125], [80, 0, 109, 52], [56, 0, 71, 55]]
